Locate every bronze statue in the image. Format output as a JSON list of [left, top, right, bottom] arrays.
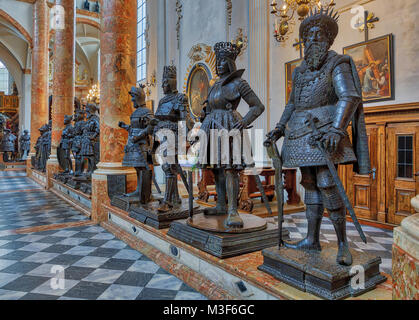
[[58, 115, 74, 173], [119, 86, 157, 204], [1, 129, 17, 162], [266, 8, 370, 266], [153, 66, 190, 212], [19, 130, 30, 160], [72, 109, 86, 177], [198, 42, 265, 228], [81, 104, 100, 177]]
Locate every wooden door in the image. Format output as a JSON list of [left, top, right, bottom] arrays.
[[345, 125, 379, 221], [387, 123, 419, 225]]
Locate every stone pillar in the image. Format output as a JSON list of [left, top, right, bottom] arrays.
[[91, 0, 137, 222], [248, 0, 270, 166], [46, 0, 76, 188], [28, 0, 49, 175]]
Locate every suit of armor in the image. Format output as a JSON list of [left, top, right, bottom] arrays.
[[59, 116, 74, 173], [120, 86, 156, 204], [19, 130, 30, 160], [198, 42, 265, 228], [153, 66, 189, 213], [2, 130, 17, 162], [34, 126, 47, 170], [268, 9, 370, 266], [82, 104, 100, 176], [72, 111, 86, 176]]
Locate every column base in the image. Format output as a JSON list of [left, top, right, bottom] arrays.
[[46, 157, 61, 189], [91, 162, 137, 223]]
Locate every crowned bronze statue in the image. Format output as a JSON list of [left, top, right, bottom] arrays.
[[19, 130, 30, 160], [57, 115, 74, 174], [119, 86, 157, 204], [153, 66, 190, 213], [266, 8, 370, 267], [260, 8, 385, 300], [198, 42, 265, 228]]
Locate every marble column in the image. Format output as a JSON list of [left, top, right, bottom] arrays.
[[28, 0, 49, 175], [91, 0, 137, 222], [46, 0, 76, 188], [248, 0, 270, 166]]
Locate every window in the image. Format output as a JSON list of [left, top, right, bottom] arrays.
[[0, 62, 9, 95], [397, 135, 414, 178], [137, 0, 147, 84]]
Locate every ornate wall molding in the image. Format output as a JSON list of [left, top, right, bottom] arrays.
[[176, 0, 183, 49]]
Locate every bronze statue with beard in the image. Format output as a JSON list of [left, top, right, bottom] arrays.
[[119, 86, 157, 204], [267, 8, 371, 266]]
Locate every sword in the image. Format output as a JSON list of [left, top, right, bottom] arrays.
[[264, 137, 285, 248], [152, 171, 162, 194], [254, 175, 273, 216], [305, 114, 367, 244], [175, 163, 190, 193]]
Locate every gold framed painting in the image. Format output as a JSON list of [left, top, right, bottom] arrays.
[[285, 58, 303, 103], [343, 34, 394, 103], [186, 63, 211, 120]]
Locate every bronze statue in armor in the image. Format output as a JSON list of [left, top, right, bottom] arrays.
[[153, 66, 189, 212], [119, 86, 157, 204], [267, 9, 370, 266], [81, 104, 100, 177], [58, 115, 74, 173], [72, 109, 86, 176], [198, 42, 265, 228], [1, 129, 17, 162], [19, 130, 30, 160]]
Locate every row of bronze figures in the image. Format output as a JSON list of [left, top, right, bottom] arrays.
[[0, 128, 30, 163], [53, 8, 385, 299]]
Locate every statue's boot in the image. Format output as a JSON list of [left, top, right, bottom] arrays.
[[330, 208, 353, 266], [285, 204, 323, 251], [203, 169, 227, 216], [171, 179, 182, 206], [158, 175, 175, 213], [224, 170, 243, 228]]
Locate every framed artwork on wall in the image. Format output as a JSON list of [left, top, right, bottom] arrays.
[[186, 63, 211, 120], [343, 34, 394, 103], [285, 58, 303, 103]]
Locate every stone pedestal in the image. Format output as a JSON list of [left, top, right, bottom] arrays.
[[129, 199, 201, 230], [392, 210, 419, 300], [259, 244, 387, 300]]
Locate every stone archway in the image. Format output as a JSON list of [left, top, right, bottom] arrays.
[[0, 9, 33, 48]]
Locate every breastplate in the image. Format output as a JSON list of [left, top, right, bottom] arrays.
[[130, 108, 150, 129], [155, 94, 180, 121]]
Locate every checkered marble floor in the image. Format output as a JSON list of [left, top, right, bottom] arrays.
[[0, 171, 27, 178], [0, 171, 207, 300], [0, 177, 41, 192], [0, 190, 89, 231], [281, 212, 394, 275]]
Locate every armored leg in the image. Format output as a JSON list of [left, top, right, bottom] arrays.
[[124, 168, 141, 198], [203, 168, 227, 216], [158, 164, 177, 212], [317, 166, 353, 266], [285, 167, 323, 251], [225, 169, 243, 228], [170, 165, 182, 206], [139, 169, 152, 205]]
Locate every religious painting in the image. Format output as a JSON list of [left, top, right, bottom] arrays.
[[285, 58, 303, 103], [187, 64, 210, 120], [344, 34, 394, 103]]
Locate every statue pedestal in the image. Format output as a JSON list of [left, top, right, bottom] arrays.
[[129, 199, 202, 230], [392, 212, 419, 300], [258, 244, 387, 300], [111, 195, 142, 212], [168, 214, 288, 259]]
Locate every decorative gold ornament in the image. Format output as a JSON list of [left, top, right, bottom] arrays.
[[271, 0, 335, 43], [86, 84, 100, 104]]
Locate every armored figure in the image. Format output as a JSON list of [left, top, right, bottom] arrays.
[[2, 129, 17, 162], [39, 121, 52, 172], [267, 9, 370, 266], [119, 86, 157, 204], [153, 66, 190, 212], [19, 130, 30, 160], [198, 42, 265, 228], [81, 104, 100, 177], [72, 109, 86, 176], [58, 115, 74, 173]]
